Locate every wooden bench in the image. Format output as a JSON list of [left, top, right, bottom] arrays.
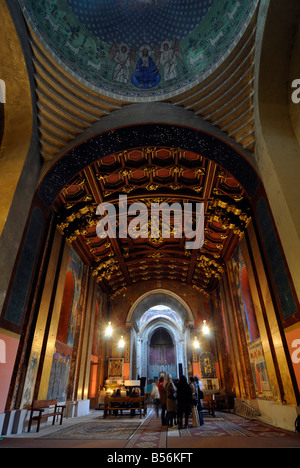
[[28, 399, 66, 432], [103, 396, 147, 419], [202, 396, 216, 417]]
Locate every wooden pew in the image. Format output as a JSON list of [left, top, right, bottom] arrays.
[[202, 395, 216, 417], [103, 396, 147, 418], [28, 399, 66, 432]]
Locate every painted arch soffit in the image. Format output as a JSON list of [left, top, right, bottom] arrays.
[[140, 306, 184, 330], [37, 125, 259, 298], [128, 291, 193, 330], [19, 0, 256, 100]]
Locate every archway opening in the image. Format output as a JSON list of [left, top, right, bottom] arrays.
[[131, 300, 190, 389], [149, 327, 176, 382]]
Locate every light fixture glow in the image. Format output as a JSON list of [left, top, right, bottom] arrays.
[[118, 336, 125, 349], [202, 320, 210, 336], [105, 321, 112, 337], [193, 336, 200, 349]]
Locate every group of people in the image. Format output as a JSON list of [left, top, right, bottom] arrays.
[[151, 374, 204, 429]]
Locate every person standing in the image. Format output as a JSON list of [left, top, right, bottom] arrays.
[[151, 381, 160, 417], [194, 375, 204, 426], [165, 374, 177, 427], [176, 375, 192, 429], [158, 376, 167, 425], [189, 376, 200, 427]]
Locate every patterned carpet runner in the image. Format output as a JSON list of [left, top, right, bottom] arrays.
[[40, 410, 299, 447]]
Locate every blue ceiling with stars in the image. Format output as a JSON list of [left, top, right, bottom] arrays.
[[20, 0, 255, 99], [66, 0, 214, 49]]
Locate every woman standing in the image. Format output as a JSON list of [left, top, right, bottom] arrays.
[[158, 376, 166, 426], [151, 381, 160, 417], [165, 374, 177, 427], [189, 376, 200, 427]]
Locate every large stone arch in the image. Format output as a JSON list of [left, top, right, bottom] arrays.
[[254, 0, 300, 302], [126, 289, 195, 328], [0, 1, 41, 315], [131, 303, 190, 381], [37, 103, 261, 207]]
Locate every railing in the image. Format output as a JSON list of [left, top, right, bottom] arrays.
[[234, 398, 261, 420]]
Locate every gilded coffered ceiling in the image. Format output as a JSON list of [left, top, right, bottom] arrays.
[[38, 124, 256, 299]]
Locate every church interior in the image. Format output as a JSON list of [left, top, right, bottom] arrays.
[[1, 0, 300, 448]]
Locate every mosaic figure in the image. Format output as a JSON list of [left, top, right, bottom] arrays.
[[131, 46, 160, 89], [112, 43, 131, 84]]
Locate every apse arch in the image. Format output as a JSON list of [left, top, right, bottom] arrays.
[[126, 289, 194, 327], [135, 309, 187, 381], [37, 117, 261, 208]]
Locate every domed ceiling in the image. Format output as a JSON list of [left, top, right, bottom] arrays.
[[20, 0, 254, 99]]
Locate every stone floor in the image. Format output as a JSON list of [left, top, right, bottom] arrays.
[[1, 408, 300, 449]]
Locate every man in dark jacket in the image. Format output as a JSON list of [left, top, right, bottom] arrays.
[[194, 375, 204, 426], [176, 375, 192, 429]]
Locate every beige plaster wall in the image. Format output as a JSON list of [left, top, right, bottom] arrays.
[[0, 1, 33, 237], [254, 0, 300, 305]]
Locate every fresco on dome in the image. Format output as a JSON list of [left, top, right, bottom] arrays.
[[140, 306, 183, 329], [20, 0, 256, 98]]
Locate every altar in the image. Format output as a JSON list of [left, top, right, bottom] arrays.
[[103, 396, 147, 418]]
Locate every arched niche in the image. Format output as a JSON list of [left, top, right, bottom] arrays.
[[135, 313, 188, 382]]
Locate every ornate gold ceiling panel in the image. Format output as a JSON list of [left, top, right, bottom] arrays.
[[55, 146, 251, 298]]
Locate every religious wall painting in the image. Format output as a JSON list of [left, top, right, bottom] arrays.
[[248, 341, 272, 399], [108, 358, 124, 380], [229, 244, 272, 400], [47, 248, 84, 400], [47, 341, 71, 401], [64, 249, 84, 348], [199, 351, 219, 391], [91, 287, 103, 357], [20, 352, 39, 407], [200, 351, 217, 379], [229, 245, 260, 345]]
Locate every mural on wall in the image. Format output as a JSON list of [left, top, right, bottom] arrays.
[[20, 0, 256, 98], [229, 245, 272, 399], [47, 248, 84, 401], [248, 341, 272, 399], [91, 287, 103, 358]]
